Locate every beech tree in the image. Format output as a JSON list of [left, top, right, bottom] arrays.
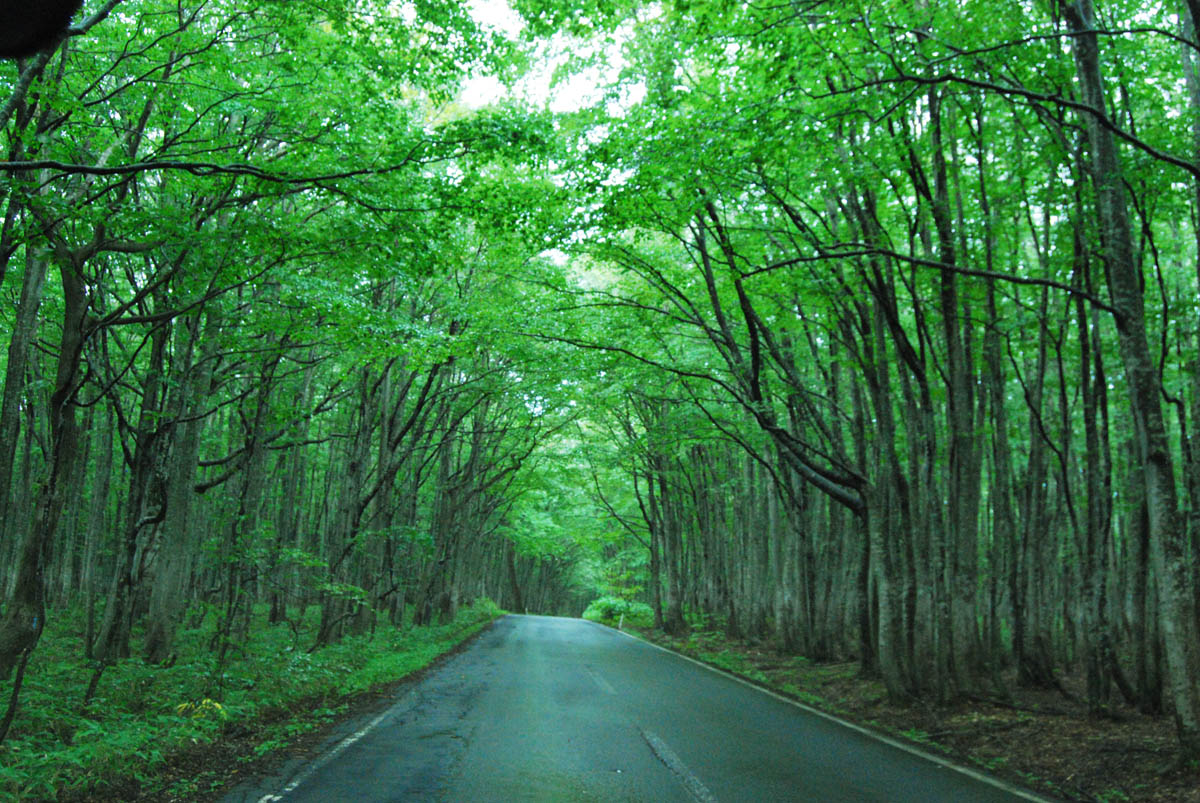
[[5, 0, 1200, 772], [528, 0, 1200, 761], [0, 0, 582, 742]]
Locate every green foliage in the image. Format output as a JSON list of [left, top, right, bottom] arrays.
[[975, 755, 1010, 772], [691, 647, 768, 685], [174, 698, 229, 720], [581, 595, 654, 628], [1, 0, 1197, 792], [777, 682, 830, 710], [0, 601, 502, 800], [900, 728, 935, 747]]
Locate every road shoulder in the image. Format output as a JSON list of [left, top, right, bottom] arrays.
[[591, 621, 1061, 803]]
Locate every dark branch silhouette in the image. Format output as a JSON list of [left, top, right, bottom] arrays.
[[0, 0, 83, 58]]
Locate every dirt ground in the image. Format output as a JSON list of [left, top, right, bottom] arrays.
[[641, 628, 1199, 803]]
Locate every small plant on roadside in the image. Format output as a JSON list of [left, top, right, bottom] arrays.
[[778, 683, 828, 710], [975, 754, 1009, 771], [175, 698, 229, 720], [900, 727, 933, 745], [1096, 788, 1131, 803]]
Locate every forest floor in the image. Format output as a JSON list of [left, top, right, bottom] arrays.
[[136, 617, 500, 803], [635, 626, 1198, 803], [0, 601, 502, 803]]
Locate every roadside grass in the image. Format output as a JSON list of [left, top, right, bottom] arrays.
[[0, 598, 503, 802], [646, 624, 853, 712]]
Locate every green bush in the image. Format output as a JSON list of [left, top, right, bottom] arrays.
[[582, 595, 654, 628], [464, 596, 504, 621]]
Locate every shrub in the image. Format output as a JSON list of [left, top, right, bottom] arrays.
[[464, 596, 503, 620], [582, 595, 654, 629]]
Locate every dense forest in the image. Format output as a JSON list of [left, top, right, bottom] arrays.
[[4, 0, 1200, 793]]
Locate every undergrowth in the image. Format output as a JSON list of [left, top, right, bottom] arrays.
[[0, 598, 503, 802], [581, 595, 654, 629]]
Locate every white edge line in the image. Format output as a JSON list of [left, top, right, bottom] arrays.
[[254, 618, 504, 801], [585, 619, 1056, 803], [256, 701, 402, 803]]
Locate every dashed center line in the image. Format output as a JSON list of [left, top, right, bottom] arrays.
[[586, 666, 617, 695], [640, 727, 718, 803]]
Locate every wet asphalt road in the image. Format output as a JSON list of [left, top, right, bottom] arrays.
[[222, 614, 1046, 802]]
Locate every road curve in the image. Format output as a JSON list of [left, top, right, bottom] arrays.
[[223, 614, 1049, 802]]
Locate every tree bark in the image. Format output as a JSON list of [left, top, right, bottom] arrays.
[[0, 251, 89, 680], [1065, 0, 1200, 757]]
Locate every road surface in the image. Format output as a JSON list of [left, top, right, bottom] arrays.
[[223, 614, 1049, 802]]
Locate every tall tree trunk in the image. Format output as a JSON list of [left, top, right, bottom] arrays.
[[1074, 238, 1114, 713], [0, 248, 48, 555], [1124, 444, 1163, 713], [93, 316, 173, 663], [143, 312, 217, 663], [865, 295, 915, 698], [0, 251, 89, 680], [1065, 0, 1200, 757], [928, 87, 982, 694]]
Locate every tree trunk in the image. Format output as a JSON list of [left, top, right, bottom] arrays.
[[143, 312, 217, 663], [0, 252, 89, 679], [0, 249, 48, 553], [928, 86, 982, 695], [1066, 0, 1200, 757]]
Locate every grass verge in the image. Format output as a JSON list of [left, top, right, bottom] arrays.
[[0, 599, 503, 802]]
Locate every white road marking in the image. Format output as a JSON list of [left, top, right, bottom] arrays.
[[640, 728, 718, 803], [588, 620, 1052, 803], [586, 666, 617, 694], [256, 696, 411, 802]]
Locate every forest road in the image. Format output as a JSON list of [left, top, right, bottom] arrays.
[[222, 614, 1050, 803]]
